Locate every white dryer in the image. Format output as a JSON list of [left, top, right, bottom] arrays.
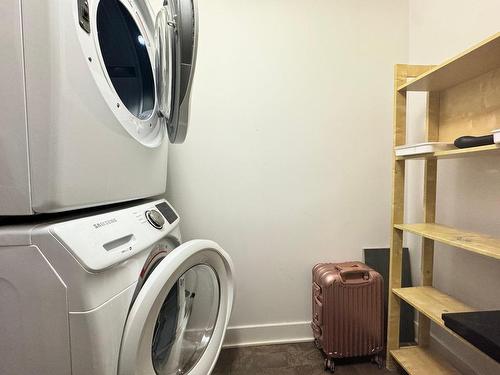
[[0, 199, 234, 375], [0, 0, 197, 215]]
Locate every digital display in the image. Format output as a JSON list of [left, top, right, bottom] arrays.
[[156, 202, 178, 224]]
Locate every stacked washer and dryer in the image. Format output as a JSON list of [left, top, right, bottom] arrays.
[[0, 1, 234, 375]]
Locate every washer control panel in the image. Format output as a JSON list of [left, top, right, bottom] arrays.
[[49, 199, 180, 272], [145, 209, 165, 229]]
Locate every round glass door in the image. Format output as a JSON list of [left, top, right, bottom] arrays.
[[151, 265, 220, 375], [96, 0, 155, 120], [118, 240, 234, 375]]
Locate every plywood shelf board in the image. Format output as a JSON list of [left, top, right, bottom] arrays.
[[394, 223, 500, 260], [398, 33, 500, 92], [395, 144, 500, 160], [392, 287, 474, 328], [390, 347, 463, 375], [393, 287, 500, 363]]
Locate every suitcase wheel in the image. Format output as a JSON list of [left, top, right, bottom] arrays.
[[324, 358, 335, 373], [371, 354, 384, 369], [314, 339, 322, 350]]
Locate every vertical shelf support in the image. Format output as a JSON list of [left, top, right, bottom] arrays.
[[387, 65, 409, 369], [418, 91, 439, 347], [387, 65, 436, 370]]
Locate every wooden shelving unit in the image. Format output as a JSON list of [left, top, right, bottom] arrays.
[[387, 33, 500, 374]]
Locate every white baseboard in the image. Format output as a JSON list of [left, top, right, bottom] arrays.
[[222, 321, 314, 348]]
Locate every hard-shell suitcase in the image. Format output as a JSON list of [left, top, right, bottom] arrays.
[[312, 261, 384, 372]]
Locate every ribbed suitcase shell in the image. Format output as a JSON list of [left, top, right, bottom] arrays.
[[312, 261, 384, 361]]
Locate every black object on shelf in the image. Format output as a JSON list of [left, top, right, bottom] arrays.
[[454, 135, 494, 148], [442, 310, 500, 363], [364, 248, 415, 345]]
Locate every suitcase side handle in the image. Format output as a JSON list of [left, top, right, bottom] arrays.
[[338, 269, 370, 284]]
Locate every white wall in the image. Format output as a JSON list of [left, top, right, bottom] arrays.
[[166, 0, 408, 346], [407, 1, 500, 374]]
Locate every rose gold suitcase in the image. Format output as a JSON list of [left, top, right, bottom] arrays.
[[312, 261, 384, 372]]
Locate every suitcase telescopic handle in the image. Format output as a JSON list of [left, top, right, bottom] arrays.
[[339, 269, 370, 284]]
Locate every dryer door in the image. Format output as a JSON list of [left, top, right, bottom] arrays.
[[119, 240, 234, 375], [92, 0, 161, 146], [81, 0, 197, 146], [156, 0, 198, 144]]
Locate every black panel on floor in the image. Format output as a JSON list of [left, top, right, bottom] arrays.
[[364, 247, 415, 344]]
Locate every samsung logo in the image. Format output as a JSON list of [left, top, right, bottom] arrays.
[[93, 218, 117, 229]]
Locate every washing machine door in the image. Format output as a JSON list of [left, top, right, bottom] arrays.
[[119, 240, 234, 375]]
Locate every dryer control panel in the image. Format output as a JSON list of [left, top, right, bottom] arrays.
[[49, 199, 180, 272]]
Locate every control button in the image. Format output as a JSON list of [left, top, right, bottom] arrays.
[[145, 210, 165, 229]]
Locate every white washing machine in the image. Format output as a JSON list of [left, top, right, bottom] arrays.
[[0, 0, 197, 215], [0, 199, 234, 375]]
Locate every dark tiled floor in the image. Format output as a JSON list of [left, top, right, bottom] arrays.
[[212, 342, 392, 375]]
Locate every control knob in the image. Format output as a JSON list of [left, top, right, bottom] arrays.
[[145, 210, 165, 229]]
